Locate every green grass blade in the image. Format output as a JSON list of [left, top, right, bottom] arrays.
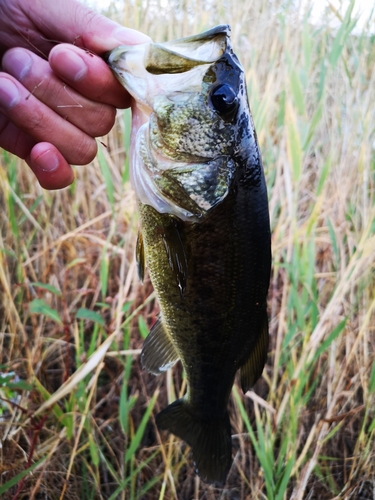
[[290, 68, 305, 116], [286, 104, 302, 182], [311, 319, 347, 363], [0, 457, 47, 495], [29, 298, 63, 325], [122, 108, 132, 183], [76, 308, 105, 326], [97, 143, 115, 209], [31, 282, 62, 297], [125, 392, 158, 463]]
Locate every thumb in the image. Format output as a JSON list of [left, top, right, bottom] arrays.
[[31, 0, 150, 53]]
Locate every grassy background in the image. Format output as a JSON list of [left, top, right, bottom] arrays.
[[1, 0, 375, 498]]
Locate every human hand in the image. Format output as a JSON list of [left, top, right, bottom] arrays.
[[0, 0, 149, 189]]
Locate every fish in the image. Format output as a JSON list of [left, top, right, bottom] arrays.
[[106, 25, 271, 485]]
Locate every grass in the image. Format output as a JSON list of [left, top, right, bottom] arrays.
[[1, 0, 375, 498]]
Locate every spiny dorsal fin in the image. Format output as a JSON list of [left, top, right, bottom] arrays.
[[161, 218, 188, 298], [240, 310, 269, 393], [156, 398, 232, 485], [141, 317, 179, 375], [136, 230, 145, 284]]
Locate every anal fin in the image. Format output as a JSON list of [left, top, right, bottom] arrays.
[[141, 317, 179, 375], [240, 310, 269, 393]]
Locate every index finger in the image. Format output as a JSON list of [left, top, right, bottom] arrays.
[[49, 44, 131, 108], [29, 0, 150, 53]]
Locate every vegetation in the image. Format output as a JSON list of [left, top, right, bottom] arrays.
[[1, 0, 375, 497]]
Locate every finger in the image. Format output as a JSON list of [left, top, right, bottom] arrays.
[[0, 74, 97, 165], [0, 112, 36, 159], [29, 0, 150, 53], [0, 114, 74, 189], [49, 44, 131, 108], [2, 48, 117, 137], [28, 143, 75, 190]]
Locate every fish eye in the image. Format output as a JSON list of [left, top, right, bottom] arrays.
[[210, 84, 238, 117]]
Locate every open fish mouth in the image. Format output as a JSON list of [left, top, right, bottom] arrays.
[[106, 25, 230, 125], [106, 25, 229, 82], [106, 25, 243, 222]]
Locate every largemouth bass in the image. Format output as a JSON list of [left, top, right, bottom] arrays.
[[107, 25, 271, 485]]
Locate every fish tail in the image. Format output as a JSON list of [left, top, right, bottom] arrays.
[[156, 398, 232, 485]]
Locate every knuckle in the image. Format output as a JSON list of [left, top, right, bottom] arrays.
[[78, 103, 116, 137], [24, 105, 47, 132], [71, 136, 97, 165], [91, 104, 116, 136]]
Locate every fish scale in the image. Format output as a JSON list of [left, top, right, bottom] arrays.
[[106, 24, 271, 485]]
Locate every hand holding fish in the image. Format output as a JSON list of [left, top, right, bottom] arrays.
[[0, 0, 149, 189]]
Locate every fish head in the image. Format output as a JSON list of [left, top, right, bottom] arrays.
[[107, 25, 251, 221]]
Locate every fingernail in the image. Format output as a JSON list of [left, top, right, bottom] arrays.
[[113, 27, 151, 44], [34, 149, 59, 172], [0, 78, 20, 109], [55, 48, 87, 82], [4, 49, 32, 81]]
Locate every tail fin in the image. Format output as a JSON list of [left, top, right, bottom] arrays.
[[156, 399, 232, 485]]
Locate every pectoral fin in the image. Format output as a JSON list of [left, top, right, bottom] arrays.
[[141, 317, 179, 375], [240, 311, 269, 393], [136, 230, 145, 283], [161, 217, 188, 298]]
